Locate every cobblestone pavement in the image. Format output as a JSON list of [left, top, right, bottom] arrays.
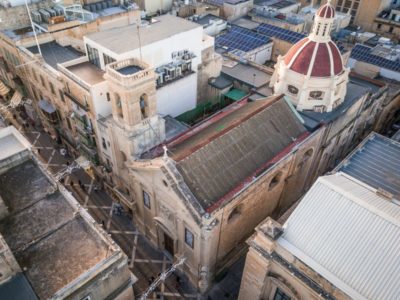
[[3, 113, 200, 299]]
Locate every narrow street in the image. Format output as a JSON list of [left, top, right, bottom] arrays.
[[4, 113, 199, 299]]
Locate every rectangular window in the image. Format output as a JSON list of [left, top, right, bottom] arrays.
[[103, 54, 116, 66], [66, 117, 72, 130], [102, 137, 107, 149], [87, 44, 100, 68], [59, 89, 65, 102], [185, 228, 194, 248], [143, 190, 150, 209], [40, 75, 46, 88], [106, 92, 111, 102], [32, 89, 38, 100], [49, 82, 55, 94]]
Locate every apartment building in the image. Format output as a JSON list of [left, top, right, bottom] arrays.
[[374, 5, 400, 40], [0, 7, 141, 162], [0, 126, 135, 299], [321, 0, 391, 30]]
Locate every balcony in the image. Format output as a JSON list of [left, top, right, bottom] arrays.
[[75, 115, 94, 136], [65, 91, 89, 111], [105, 58, 154, 88]]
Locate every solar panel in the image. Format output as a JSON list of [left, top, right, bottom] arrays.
[[215, 25, 271, 53], [350, 44, 400, 73], [254, 23, 306, 44]]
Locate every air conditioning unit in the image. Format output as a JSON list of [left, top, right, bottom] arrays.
[[164, 75, 170, 81], [45, 8, 57, 17], [31, 10, 42, 24], [39, 9, 51, 23]]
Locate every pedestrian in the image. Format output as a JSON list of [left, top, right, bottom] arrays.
[[101, 220, 105, 227], [37, 148, 40, 154], [66, 161, 70, 166]]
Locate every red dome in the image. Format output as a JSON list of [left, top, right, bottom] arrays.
[[317, 2, 335, 18], [283, 38, 343, 77]]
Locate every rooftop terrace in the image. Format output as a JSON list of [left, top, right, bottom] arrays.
[[117, 65, 143, 75], [0, 160, 111, 299], [27, 41, 83, 70], [86, 14, 201, 55], [66, 61, 105, 85]]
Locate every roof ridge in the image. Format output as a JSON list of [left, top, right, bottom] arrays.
[[319, 175, 400, 228], [175, 96, 284, 161]]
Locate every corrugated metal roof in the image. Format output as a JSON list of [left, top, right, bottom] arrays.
[[338, 133, 400, 199], [176, 98, 306, 210], [279, 174, 400, 300]]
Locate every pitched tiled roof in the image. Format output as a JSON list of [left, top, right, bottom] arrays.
[[173, 97, 307, 211]]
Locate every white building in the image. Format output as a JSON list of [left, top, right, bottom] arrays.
[[83, 14, 211, 117]]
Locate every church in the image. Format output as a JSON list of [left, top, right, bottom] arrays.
[[100, 1, 400, 291]]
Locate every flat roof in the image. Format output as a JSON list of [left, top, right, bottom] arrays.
[[0, 134, 25, 161], [221, 62, 271, 88], [216, 25, 272, 53], [27, 41, 83, 70], [231, 17, 261, 30], [0, 160, 112, 299], [206, 0, 250, 6], [194, 14, 225, 26], [337, 133, 400, 199], [86, 14, 201, 55], [66, 61, 105, 85]]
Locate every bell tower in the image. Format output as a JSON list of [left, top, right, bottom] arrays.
[[105, 58, 165, 158]]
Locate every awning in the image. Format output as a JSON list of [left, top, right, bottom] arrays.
[[10, 91, 22, 107], [223, 89, 248, 101], [0, 80, 10, 97], [38, 99, 56, 114]]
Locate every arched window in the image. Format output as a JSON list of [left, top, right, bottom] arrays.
[[297, 148, 314, 170], [269, 172, 282, 191], [227, 205, 242, 222], [120, 151, 127, 162], [140, 94, 148, 119], [115, 93, 123, 119], [322, 24, 328, 36]]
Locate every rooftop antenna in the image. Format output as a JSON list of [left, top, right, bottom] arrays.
[[136, 24, 143, 62], [25, 0, 42, 56]]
